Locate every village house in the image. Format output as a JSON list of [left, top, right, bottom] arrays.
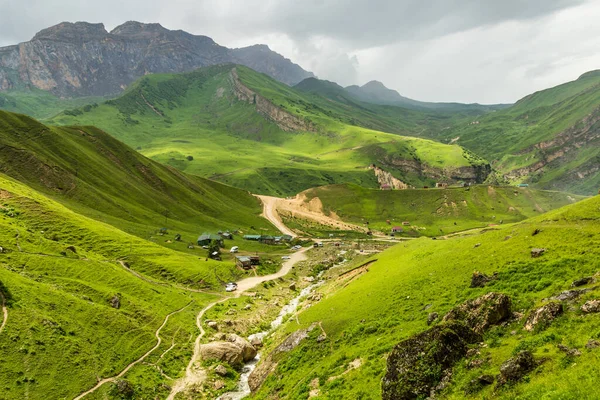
[[236, 256, 252, 269], [243, 234, 262, 241], [435, 182, 448, 188], [197, 233, 224, 247], [391, 226, 403, 233]]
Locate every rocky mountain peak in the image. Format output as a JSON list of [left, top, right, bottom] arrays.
[[110, 21, 169, 38], [32, 22, 108, 42]]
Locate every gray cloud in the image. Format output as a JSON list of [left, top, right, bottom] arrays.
[[0, 0, 596, 103]]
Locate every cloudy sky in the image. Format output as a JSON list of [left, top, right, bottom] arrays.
[[1, 0, 599, 103]]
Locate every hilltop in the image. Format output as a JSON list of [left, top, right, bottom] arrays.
[[50, 64, 491, 196]]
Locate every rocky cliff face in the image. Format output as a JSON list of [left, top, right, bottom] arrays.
[[504, 106, 600, 190], [369, 165, 409, 189], [0, 21, 314, 97], [229, 68, 316, 132]]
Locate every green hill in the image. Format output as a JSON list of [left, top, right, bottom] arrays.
[[250, 194, 600, 399], [431, 71, 600, 195], [0, 110, 273, 243], [0, 109, 304, 399], [48, 64, 491, 196], [300, 183, 586, 236]]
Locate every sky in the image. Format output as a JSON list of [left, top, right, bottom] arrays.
[[1, 0, 599, 103]]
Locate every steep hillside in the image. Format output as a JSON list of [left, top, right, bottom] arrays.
[[250, 194, 600, 399], [435, 71, 600, 194], [0, 172, 222, 399], [0, 21, 313, 99], [301, 183, 585, 236], [0, 109, 276, 248], [50, 65, 491, 196]]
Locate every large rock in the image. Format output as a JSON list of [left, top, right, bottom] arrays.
[[442, 292, 512, 334], [524, 302, 563, 331], [248, 324, 317, 392], [199, 334, 257, 366], [581, 300, 600, 313], [497, 351, 538, 386], [381, 322, 481, 400], [572, 277, 593, 287]]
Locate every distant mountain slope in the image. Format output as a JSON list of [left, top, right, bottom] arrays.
[[434, 70, 600, 195], [50, 64, 492, 196], [0, 21, 313, 98], [297, 77, 509, 112]]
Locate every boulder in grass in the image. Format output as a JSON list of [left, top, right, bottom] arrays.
[[524, 302, 562, 332], [497, 351, 538, 386]]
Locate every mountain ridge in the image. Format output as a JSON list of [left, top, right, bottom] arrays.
[[0, 21, 314, 97]]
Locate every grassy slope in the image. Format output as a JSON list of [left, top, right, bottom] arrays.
[[48, 65, 488, 196], [0, 110, 280, 253], [303, 184, 586, 236], [0, 87, 105, 119], [0, 172, 218, 399], [433, 72, 600, 194], [251, 194, 600, 399]]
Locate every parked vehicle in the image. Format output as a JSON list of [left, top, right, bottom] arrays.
[[225, 282, 238, 292], [281, 256, 291, 260], [230, 246, 239, 253]]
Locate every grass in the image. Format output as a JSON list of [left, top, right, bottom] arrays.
[[301, 183, 587, 236], [250, 194, 600, 399], [47, 64, 491, 196]]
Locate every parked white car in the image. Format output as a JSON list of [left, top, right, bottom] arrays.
[[230, 246, 239, 253], [281, 256, 291, 260], [225, 282, 238, 292]]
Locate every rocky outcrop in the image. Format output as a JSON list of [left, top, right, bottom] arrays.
[[442, 292, 512, 334], [369, 165, 409, 189], [581, 300, 600, 313], [470, 271, 496, 288], [497, 351, 538, 386], [524, 302, 563, 331], [248, 324, 317, 391], [383, 293, 512, 399], [382, 322, 481, 400], [229, 68, 315, 132], [199, 334, 257, 367], [504, 105, 600, 191], [0, 21, 313, 97]]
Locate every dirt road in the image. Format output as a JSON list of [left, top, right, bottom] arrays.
[[256, 194, 367, 233], [256, 195, 297, 237]]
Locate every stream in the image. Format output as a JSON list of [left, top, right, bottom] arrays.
[[217, 280, 323, 400]]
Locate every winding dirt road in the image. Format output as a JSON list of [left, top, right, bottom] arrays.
[[167, 246, 311, 399], [256, 194, 367, 234], [74, 302, 192, 400]]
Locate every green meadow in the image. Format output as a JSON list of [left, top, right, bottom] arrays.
[[302, 183, 587, 236]]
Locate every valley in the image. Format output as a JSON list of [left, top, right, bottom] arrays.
[[0, 15, 599, 400]]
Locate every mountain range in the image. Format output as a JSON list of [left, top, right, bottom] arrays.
[[0, 21, 313, 97]]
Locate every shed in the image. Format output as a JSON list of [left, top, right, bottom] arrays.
[[259, 235, 276, 245], [243, 235, 262, 241], [517, 183, 529, 188], [402, 221, 411, 226], [250, 255, 260, 265], [392, 226, 403, 233], [236, 256, 252, 269], [197, 233, 224, 247], [221, 232, 233, 240]]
